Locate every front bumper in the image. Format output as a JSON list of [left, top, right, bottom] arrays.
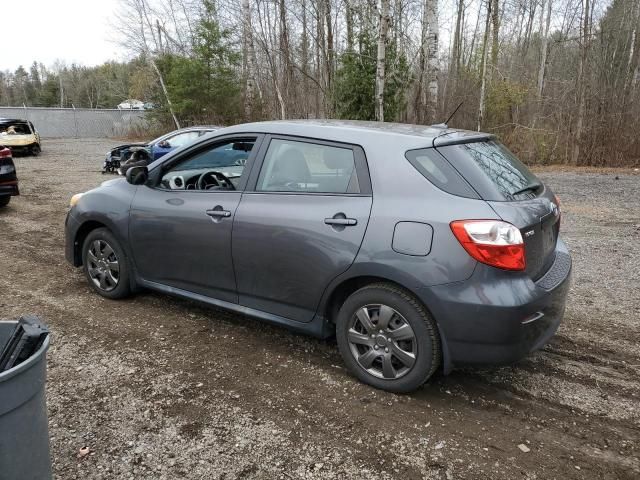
[[64, 211, 82, 266], [418, 239, 572, 369], [5, 143, 37, 154]]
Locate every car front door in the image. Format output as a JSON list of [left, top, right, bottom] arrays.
[[232, 136, 373, 322], [129, 135, 262, 303]]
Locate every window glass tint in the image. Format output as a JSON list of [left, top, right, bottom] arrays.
[[166, 131, 201, 148], [405, 148, 478, 198], [446, 141, 539, 200], [257, 139, 359, 194], [160, 138, 255, 191]]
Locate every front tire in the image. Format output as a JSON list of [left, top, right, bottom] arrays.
[[336, 283, 441, 393], [82, 228, 131, 299], [0, 196, 10, 208]]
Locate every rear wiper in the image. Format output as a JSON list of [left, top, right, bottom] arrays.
[[511, 181, 542, 197]]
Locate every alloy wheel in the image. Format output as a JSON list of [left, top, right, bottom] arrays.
[[347, 304, 417, 380], [87, 239, 120, 292]]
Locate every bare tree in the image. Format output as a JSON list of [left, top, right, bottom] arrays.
[[375, 0, 391, 121], [425, 0, 439, 122], [537, 0, 553, 98], [478, 0, 492, 131], [242, 0, 256, 120], [571, 0, 591, 164]]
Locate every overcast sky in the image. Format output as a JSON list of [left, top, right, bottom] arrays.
[[1, 0, 124, 71]]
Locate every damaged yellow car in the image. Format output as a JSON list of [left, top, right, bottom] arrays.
[[0, 118, 41, 156]]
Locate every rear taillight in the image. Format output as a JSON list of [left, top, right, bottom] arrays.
[[553, 194, 561, 230], [0, 148, 11, 158], [450, 220, 526, 271]]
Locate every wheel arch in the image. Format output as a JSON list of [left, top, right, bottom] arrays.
[[72, 220, 108, 266], [320, 272, 452, 374]]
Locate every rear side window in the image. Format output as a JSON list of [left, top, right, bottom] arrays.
[[257, 139, 360, 194], [438, 141, 540, 201], [405, 148, 478, 198]]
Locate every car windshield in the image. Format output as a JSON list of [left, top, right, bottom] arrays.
[[0, 122, 31, 135]]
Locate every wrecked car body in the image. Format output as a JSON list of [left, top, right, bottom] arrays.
[[102, 126, 217, 174], [0, 119, 41, 156]]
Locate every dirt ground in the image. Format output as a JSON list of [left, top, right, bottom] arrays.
[[0, 138, 638, 480]]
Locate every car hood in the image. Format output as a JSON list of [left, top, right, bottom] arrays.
[[109, 142, 149, 152], [101, 177, 125, 187]]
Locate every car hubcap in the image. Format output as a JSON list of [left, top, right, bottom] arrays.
[[87, 240, 120, 292], [347, 304, 417, 380]]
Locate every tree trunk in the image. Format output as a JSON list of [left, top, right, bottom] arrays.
[[490, 0, 499, 69], [279, 0, 294, 117], [345, 0, 354, 52], [477, 0, 492, 131], [571, 0, 590, 165], [450, 0, 464, 84], [150, 58, 180, 129], [375, 0, 391, 122], [316, 0, 326, 118], [467, 2, 482, 70], [537, 0, 552, 98], [242, 0, 255, 121], [425, 0, 439, 123], [302, 0, 310, 117], [325, 0, 334, 115]]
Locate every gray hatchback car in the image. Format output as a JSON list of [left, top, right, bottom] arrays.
[[65, 121, 571, 393]]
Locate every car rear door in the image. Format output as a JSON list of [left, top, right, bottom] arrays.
[[232, 136, 373, 322], [129, 135, 262, 303]]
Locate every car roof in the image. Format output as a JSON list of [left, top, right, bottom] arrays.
[[0, 118, 30, 124], [215, 120, 492, 147]]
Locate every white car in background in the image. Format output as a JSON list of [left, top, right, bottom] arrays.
[[117, 99, 145, 110]]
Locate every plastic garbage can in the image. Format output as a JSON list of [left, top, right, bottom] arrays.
[[0, 317, 52, 480]]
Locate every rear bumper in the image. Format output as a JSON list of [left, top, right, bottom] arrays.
[[0, 180, 19, 196], [418, 239, 572, 370]]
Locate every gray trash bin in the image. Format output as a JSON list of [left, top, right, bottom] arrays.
[[0, 319, 52, 480]]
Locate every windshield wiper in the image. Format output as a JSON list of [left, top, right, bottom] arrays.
[[511, 181, 542, 197]]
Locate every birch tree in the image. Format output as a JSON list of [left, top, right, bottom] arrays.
[[425, 0, 439, 123], [242, 0, 255, 120], [375, 0, 391, 121]]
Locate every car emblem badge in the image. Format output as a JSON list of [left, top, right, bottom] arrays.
[[525, 230, 535, 237]]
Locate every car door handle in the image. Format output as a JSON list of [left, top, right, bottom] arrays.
[[324, 217, 357, 226], [206, 208, 231, 218]]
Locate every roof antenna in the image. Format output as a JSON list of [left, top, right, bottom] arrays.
[[433, 102, 464, 128]]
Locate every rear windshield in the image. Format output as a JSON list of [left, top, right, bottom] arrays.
[[436, 141, 541, 201]]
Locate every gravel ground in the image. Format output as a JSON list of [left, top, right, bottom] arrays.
[[0, 138, 638, 479]]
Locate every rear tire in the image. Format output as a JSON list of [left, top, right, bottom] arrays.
[[336, 283, 441, 393], [31, 144, 41, 156], [0, 196, 10, 208], [82, 228, 132, 299]]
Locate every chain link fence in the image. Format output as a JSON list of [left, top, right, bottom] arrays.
[[0, 106, 150, 138]]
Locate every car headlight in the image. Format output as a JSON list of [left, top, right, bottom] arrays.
[[69, 193, 84, 207]]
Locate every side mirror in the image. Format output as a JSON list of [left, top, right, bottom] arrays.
[[157, 140, 171, 149], [125, 166, 149, 185]]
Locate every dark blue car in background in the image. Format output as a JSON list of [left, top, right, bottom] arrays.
[[102, 126, 218, 173]]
